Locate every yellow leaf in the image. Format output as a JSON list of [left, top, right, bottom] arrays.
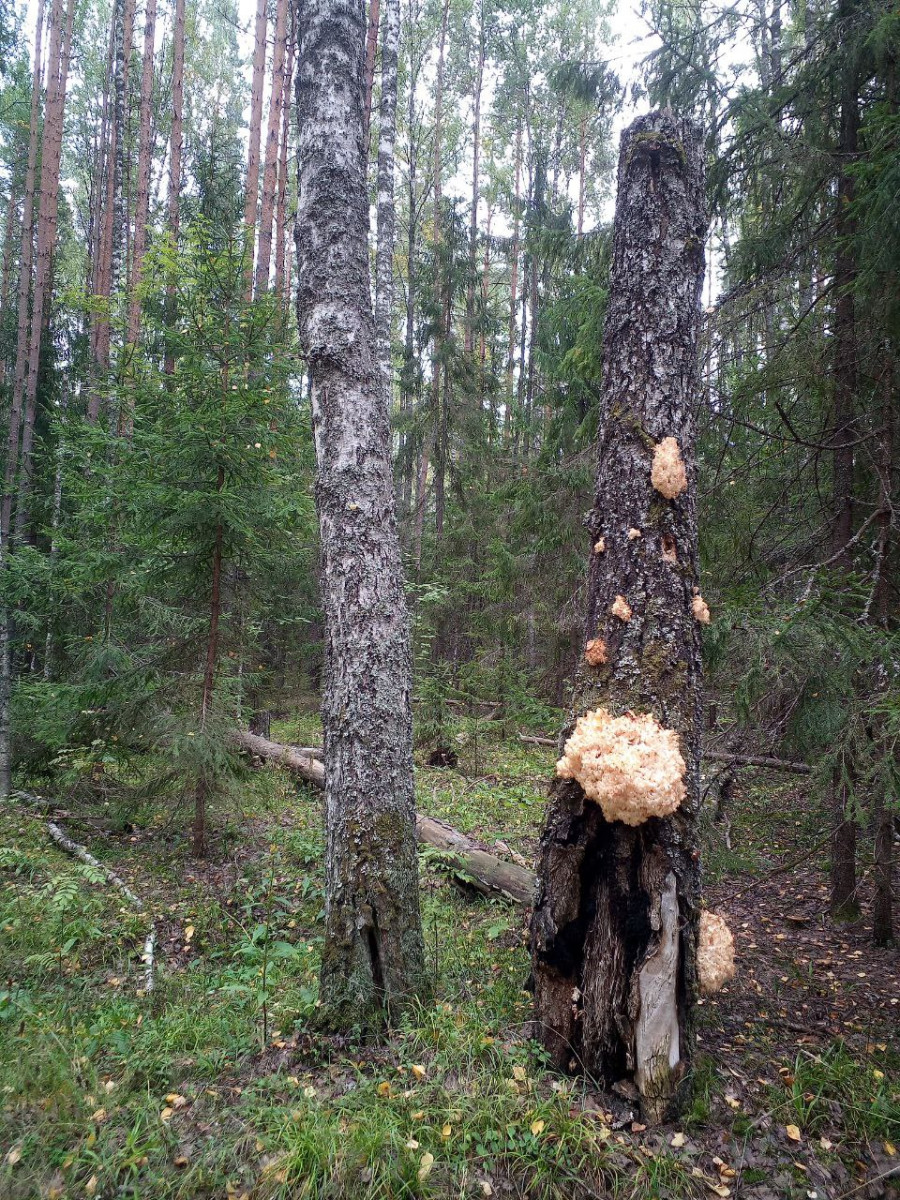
[[303, 1086, 317, 1099], [512, 1066, 527, 1081], [785, 1124, 802, 1142], [184, 925, 195, 942], [411, 1111, 425, 1120], [480, 1183, 493, 1197], [165, 1093, 188, 1109], [441, 1123, 452, 1139], [377, 1081, 391, 1098], [85, 1176, 99, 1197], [671, 1132, 687, 1148], [4, 1146, 21, 1167], [873, 1069, 885, 1081], [405, 1139, 419, 1150], [410, 1064, 426, 1081], [819, 1137, 833, 1151], [160, 1107, 174, 1122], [530, 1119, 545, 1136], [174, 1155, 189, 1168], [707, 1186, 730, 1198], [885, 1142, 897, 1157], [418, 1152, 434, 1181], [91, 1108, 108, 1124]]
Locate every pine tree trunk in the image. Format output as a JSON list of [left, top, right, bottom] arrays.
[[0, 183, 20, 390], [531, 112, 707, 1124], [429, 0, 449, 544], [374, 0, 399, 407], [294, 0, 425, 1022], [464, 0, 485, 357], [2, 0, 43, 540], [125, 0, 157, 356], [505, 121, 522, 441], [164, 0, 185, 377], [872, 783, 894, 946], [254, 0, 288, 297], [17, 0, 74, 539], [243, 0, 268, 296]]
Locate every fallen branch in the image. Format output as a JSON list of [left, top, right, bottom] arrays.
[[233, 731, 537, 906], [702, 751, 811, 775], [518, 732, 557, 747], [12, 793, 156, 992]]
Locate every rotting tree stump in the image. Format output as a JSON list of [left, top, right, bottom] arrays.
[[530, 111, 708, 1123]]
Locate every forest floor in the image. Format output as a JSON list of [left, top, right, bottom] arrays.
[[0, 717, 897, 1200]]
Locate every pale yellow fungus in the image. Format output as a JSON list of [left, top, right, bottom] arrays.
[[556, 708, 686, 826]]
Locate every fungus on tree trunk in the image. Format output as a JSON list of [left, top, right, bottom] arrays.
[[530, 110, 708, 1124]]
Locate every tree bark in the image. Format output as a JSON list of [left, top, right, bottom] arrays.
[[464, 0, 485, 357], [363, 0, 381, 135], [872, 783, 894, 946], [17, 0, 74, 539], [374, 0, 400, 408], [294, 0, 426, 1022], [254, 0, 289, 297], [125, 0, 158, 354], [530, 112, 708, 1124], [2, 0, 43, 540], [828, 0, 860, 921], [243, 0, 268, 296], [274, 9, 296, 305]]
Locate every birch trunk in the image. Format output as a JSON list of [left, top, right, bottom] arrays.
[[374, 0, 400, 406], [254, 0, 289, 297], [294, 0, 425, 1022], [531, 112, 707, 1123], [363, 0, 381, 134]]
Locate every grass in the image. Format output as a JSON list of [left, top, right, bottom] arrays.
[[0, 722, 897, 1199]]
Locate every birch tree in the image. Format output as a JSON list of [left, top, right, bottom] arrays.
[[294, 0, 426, 1021]]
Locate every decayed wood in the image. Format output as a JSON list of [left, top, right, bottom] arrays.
[[231, 730, 535, 905], [530, 111, 707, 1123], [13, 793, 155, 992]]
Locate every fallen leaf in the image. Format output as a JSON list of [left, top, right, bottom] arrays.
[[512, 1066, 527, 1081], [441, 1123, 452, 1139], [480, 1183, 493, 1196], [160, 1107, 174, 1122], [820, 1137, 833, 1151], [885, 1142, 897, 1157], [4, 1146, 21, 1167], [165, 1093, 188, 1109], [376, 1082, 391, 1098], [85, 1176, 98, 1197], [418, 1152, 434, 1181], [303, 1086, 317, 1099], [410, 1065, 426, 1081], [671, 1132, 687, 1148], [91, 1108, 108, 1124], [405, 1139, 419, 1150], [184, 925, 195, 942], [785, 1124, 802, 1143], [531, 1119, 545, 1136]]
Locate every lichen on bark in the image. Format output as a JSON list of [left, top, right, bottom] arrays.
[[530, 110, 708, 1123]]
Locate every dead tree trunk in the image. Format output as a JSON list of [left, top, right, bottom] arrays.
[[294, 0, 426, 1023], [530, 112, 708, 1123]]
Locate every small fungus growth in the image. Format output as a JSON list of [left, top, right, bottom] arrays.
[[628, 527, 642, 541], [697, 911, 735, 994], [610, 594, 632, 622], [594, 538, 606, 554], [556, 708, 686, 826], [651, 437, 688, 500], [584, 637, 608, 667], [692, 594, 711, 624]]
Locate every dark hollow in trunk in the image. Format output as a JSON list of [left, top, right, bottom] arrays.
[[530, 111, 708, 1124]]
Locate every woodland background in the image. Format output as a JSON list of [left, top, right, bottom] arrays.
[[0, 0, 897, 1195]]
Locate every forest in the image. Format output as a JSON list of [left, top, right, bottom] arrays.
[[0, 0, 897, 1195]]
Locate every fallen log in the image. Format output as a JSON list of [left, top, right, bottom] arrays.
[[233, 730, 537, 906], [11, 793, 156, 992]]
